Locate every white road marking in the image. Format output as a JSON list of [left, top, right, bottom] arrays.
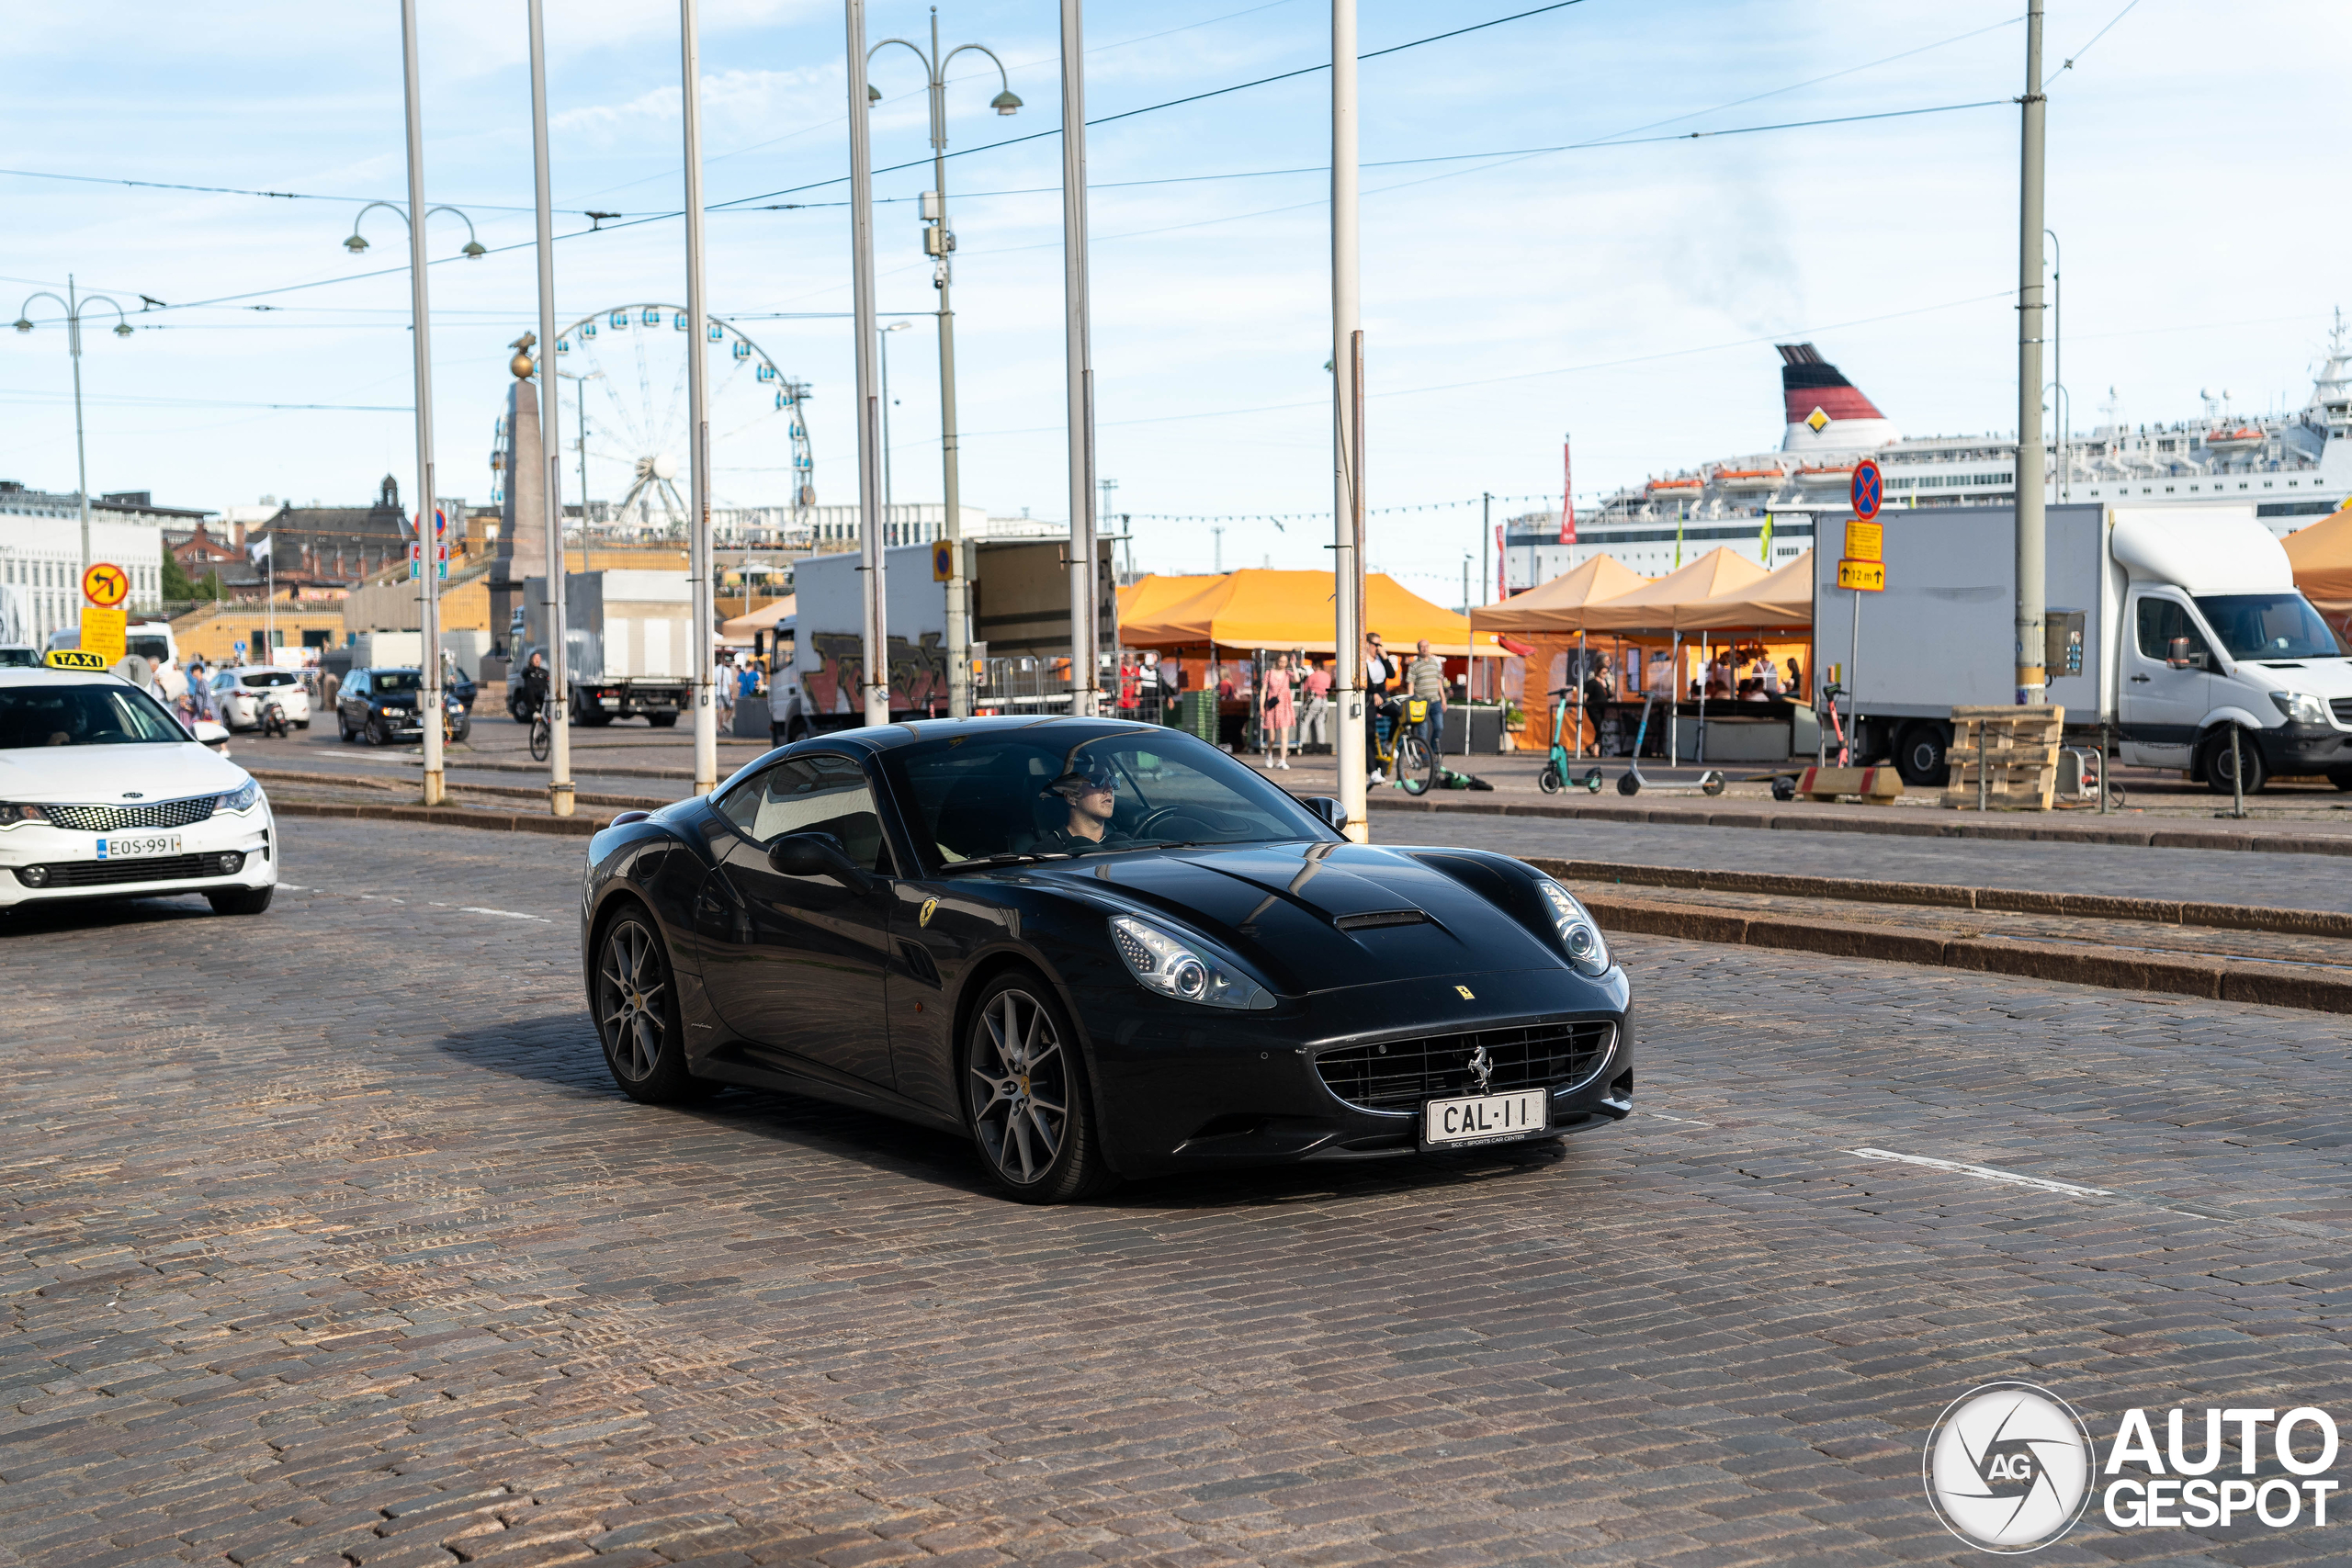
[[1849, 1146, 2113, 1200], [1645, 1111, 1714, 1127], [453, 905, 551, 922]]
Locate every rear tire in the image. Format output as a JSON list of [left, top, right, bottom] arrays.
[[206, 886, 273, 917], [648, 712, 679, 728], [2200, 726, 2267, 795], [1894, 722, 1951, 787], [1396, 732, 1434, 795], [963, 972, 1114, 1203], [593, 908, 717, 1104]]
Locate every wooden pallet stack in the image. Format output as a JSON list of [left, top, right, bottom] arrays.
[[1945, 705, 2064, 810]]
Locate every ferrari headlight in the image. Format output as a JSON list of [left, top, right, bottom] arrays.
[[0, 802, 50, 827], [219, 778, 263, 814], [1109, 915, 1272, 1010], [1536, 879, 1611, 977]]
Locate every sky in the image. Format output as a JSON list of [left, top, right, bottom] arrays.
[[6, 0, 2349, 606]]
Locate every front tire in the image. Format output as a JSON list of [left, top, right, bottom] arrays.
[[593, 908, 716, 1104], [964, 973, 1114, 1203], [2201, 726, 2267, 795], [1537, 763, 1563, 795], [207, 886, 273, 916]]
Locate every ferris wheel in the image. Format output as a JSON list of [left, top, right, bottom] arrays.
[[547, 303, 813, 539]]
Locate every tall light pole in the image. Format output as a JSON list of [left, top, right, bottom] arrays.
[[1330, 0, 1367, 839], [847, 0, 889, 727], [556, 367, 601, 568], [1059, 0, 1100, 717], [342, 6, 487, 807], [869, 11, 1018, 719], [877, 319, 910, 518], [2015, 0, 2048, 706], [2046, 227, 2065, 503], [11, 277, 131, 586], [527, 0, 572, 817], [680, 0, 718, 788]]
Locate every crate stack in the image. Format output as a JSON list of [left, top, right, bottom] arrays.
[[1175, 688, 1220, 742], [1945, 705, 2064, 810]]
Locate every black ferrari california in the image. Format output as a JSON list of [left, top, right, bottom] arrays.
[[580, 716, 1632, 1201]]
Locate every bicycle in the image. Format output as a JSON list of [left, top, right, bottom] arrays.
[[528, 701, 552, 763], [1374, 696, 1439, 795]]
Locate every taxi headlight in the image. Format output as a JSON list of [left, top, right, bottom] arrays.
[[0, 802, 51, 827], [1109, 915, 1273, 1010], [1536, 878, 1612, 977], [219, 779, 263, 814]]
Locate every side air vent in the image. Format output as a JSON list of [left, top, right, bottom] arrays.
[[1335, 909, 1427, 931]]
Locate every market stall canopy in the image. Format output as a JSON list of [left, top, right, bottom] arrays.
[[1673, 549, 1815, 631], [1470, 553, 1652, 633], [718, 594, 795, 638], [1116, 573, 1225, 627], [1579, 547, 1770, 632], [2284, 504, 2352, 615], [1119, 568, 1503, 656]]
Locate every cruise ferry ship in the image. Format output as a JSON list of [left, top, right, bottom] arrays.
[[1502, 319, 2352, 589]]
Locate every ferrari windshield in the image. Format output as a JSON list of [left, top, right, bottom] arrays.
[[884, 726, 1336, 868], [0, 682, 188, 748]]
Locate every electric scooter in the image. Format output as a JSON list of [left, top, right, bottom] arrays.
[[1535, 687, 1603, 795], [1614, 692, 1726, 797]]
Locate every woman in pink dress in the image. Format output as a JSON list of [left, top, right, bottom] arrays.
[[1262, 652, 1297, 771]]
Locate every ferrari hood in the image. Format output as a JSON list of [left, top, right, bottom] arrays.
[[1035, 840, 1570, 996]]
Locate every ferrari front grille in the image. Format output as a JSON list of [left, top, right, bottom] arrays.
[[1315, 1020, 1617, 1114]]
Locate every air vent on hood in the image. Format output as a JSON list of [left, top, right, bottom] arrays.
[[1335, 909, 1428, 931]]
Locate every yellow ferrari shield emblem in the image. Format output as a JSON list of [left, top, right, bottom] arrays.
[[1455, 985, 1475, 999], [918, 897, 938, 928]]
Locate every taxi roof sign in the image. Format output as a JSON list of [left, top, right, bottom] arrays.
[[44, 649, 109, 671]]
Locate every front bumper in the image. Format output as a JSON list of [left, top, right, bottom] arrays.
[[1078, 966, 1634, 1179], [0, 807, 277, 909], [2254, 721, 2352, 774]]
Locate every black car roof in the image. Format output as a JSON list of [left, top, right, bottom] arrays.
[[829, 716, 1169, 754]]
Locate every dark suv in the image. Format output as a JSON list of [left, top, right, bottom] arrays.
[[337, 668, 470, 746]]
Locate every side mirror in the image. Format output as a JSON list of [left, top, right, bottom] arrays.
[[2166, 637, 2193, 670], [190, 719, 230, 747], [1302, 795, 1349, 833], [768, 830, 868, 886]]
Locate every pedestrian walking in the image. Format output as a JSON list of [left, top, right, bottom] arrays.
[[1404, 637, 1447, 751], [715, 650, 737, 731], [1261, 652, 1296, 770], [1301, 658, 1331, 751], [1363, 633, 1395, 783]]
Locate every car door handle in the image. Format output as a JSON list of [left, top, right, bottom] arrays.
[[2129, 674, 2151, 682]]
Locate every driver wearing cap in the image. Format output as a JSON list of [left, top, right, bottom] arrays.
[[1035, 756, 1131, 852]]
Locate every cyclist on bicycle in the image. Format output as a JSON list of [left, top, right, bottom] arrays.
[[514, 650, 550, 720]]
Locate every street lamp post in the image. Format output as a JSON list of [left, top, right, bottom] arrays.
[[527, 0, 571, 817], [847, 0, 888, 728], [12, 276, 132, 587], [877, 319, 910, 521], [1059, 0, 1100, 718], [869, 10, 1019, 718], [343, 6, 487, 807], [680, 0, 719, 790], [556, 367, 601, 557]]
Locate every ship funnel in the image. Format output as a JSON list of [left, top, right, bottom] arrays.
[[1776, 342, 1898, 454]]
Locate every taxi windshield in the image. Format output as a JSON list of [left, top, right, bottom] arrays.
[[0, 682, 188, 748], [883, 727, 1335, 869]]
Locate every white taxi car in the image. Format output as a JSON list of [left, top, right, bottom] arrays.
[[0, 667, 277, 918], [209, 665, 312, 730]]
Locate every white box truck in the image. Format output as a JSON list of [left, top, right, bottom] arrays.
[[1816, 502, 2352, 792], [522, 569, 695, 727], [789, 538, 1116, 734]]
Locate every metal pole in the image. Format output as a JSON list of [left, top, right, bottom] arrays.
[[1849, 586, 1862, 765], [848, 0, 888, 727], [2047, 228, 2064, 503], [66, 276, 91, 582], [1478, 491, 1490, 702], [528, 0, 572, 816], [1575, 627, 1586, 762], [878, 323, 894, 513], [680, 0, 719, 784], [929, 13, 973, 720], [2014, 0, 2048, 706], [1059, 0, 1099, 717], [1331, 0, 1365, 839], [398, 0, 445, 807], [1667, 631, 1679, 767]]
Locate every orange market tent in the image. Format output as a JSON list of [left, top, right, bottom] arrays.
[[1673, 549, 1815, 631], [1470, 554, 1653, 634], [2285, 505, 2352, 623], [1578, 547, 1770, 632], [1115, 572, 1225, 628], [1118, 568, 1502, 657], [718, 594, 794, 639]]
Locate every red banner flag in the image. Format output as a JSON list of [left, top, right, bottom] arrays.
[[1558, 434, 1577, 545], [1496, 523, 1507, 597]]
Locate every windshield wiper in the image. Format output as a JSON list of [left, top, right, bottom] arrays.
[[938, 851, 1075, 873]]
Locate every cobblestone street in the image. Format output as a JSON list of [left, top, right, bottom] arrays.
[[6, 818, 2350, 1566]]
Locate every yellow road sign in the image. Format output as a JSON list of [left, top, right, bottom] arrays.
[[44, 649, 108, 670], [81, 560, 130, 608], [79, 605, 128, 663], [1843, 519, 1883, 563], [1836, 558, 1886, 593], [932, 540, 955, 583]]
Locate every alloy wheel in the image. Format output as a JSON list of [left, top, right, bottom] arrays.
[[967, 987, 1070, 1187], [597, 919, 668, 1081]]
